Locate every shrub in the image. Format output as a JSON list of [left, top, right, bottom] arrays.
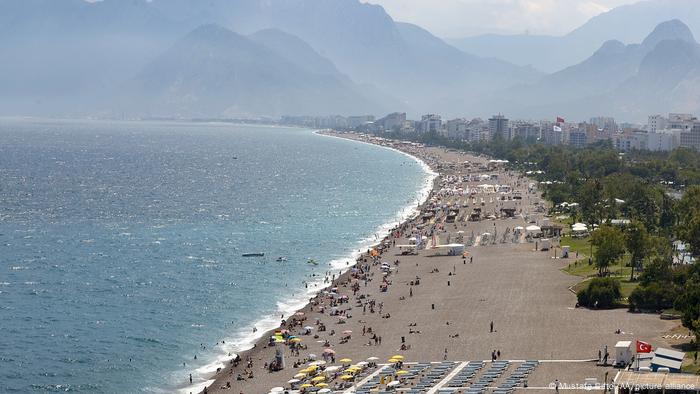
[[577, 277, 621, 308], [628, 282, 678, 312]]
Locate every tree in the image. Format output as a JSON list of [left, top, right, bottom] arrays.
[[591, 225, 626, 275], [578, 180, 604, 225], [680, 212, 700, 258], [625, 221, 650, 281], [577, 277, 622, 308], [674, 277, 700, 340]]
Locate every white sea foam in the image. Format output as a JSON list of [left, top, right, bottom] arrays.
[[176, 131, 437, 394]]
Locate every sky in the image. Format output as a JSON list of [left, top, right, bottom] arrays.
[[366, 0, 641, 38]]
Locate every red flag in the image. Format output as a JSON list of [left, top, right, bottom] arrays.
[[556, 117, 565, 124], [636, 340, 652, 353]]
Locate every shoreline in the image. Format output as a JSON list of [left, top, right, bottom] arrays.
[[182, 130, 439, 394], [200, 131, 675, 394]]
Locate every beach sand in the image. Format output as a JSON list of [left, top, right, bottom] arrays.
[[199, 133, 675, 394]]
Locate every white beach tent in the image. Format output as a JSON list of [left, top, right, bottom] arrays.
[[572, 223, 588, 232]]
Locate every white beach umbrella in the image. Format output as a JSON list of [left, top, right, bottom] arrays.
[[526, 225, 541, 232]]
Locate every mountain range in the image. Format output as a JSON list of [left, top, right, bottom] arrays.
[[447, 0, 700, 73], [489, 19, 700, 121], [0, 0, 699, 122]]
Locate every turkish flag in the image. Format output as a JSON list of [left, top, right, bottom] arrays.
[[556, 117, 565, 124], [636, 340, 652, 353]]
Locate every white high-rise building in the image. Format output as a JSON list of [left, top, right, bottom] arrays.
[[648, 115, 668, 133]]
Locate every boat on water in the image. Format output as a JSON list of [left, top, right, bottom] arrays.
[[242, 253, 264, 257], [276, 257, 287, 262], [307, 259, 318, 265]]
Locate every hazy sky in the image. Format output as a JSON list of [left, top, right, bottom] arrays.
[[366, 0, 640, 37]]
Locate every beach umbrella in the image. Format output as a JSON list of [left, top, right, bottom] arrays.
[[342, 330, 352, 335], [310, 360, 326, 366], [392, 355, 404, 360], [356, 361, 369, 366], [294, 373, 307, 379], [311, 376, 326, 383], [396, 370, 409, 375], [300, 383, 313, 388], [366, 357, 379, 361], [315, 383, 328, 388], [318, 389, 331, 393], [388, 381, 400, 387], [270, 387, 284, 393], [324, 366, 341, 372], [304, 326, 314, 330], [339, 358, 352, 363], [290, 338, 302, 343], [308, 353, 318, 360], [288, 379, 301, 384], [307, 365, 318, 371], [275, 338, 285, 343], [339, 375, 353, 380]]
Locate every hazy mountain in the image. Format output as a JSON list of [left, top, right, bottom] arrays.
[[448, 0, 700, 73], [0, 0, 540, 118], [153, 0, 541, 115], [248, 29, 343, 78], [492, 20, 700, 121], [115, 24, 383, 118]]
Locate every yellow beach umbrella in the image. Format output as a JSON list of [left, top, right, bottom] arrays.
[[339, 358, 352, 363], [307, 365, 318, 371], [290, 337, 302, 343], [392, 355, 405, 360], [388, 358, 400, 363], [299, 368, 312, 374], [396, 370, 409, 375], [340, 375, 354, 380], [300, 383, 313, 388], [316, 383, 329, 388], [311, 376, 326, 383]]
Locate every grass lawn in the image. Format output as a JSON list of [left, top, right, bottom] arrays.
[[562, 257, 632, 278], [682, 351, 700, 374]]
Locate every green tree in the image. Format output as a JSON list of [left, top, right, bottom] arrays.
[[625, 221, 650, 281], [577, 277, 622, 308], [680, 213, 700, 258], [674, 277, 700, 339], [591, 225, 626, 275]]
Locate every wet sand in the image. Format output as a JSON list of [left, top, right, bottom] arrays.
[[199, 132, 674, 394]]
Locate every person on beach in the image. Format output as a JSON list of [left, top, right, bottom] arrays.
[[490, 321, 494, 332]]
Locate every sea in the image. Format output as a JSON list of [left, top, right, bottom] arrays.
[[0, 119, 435, 393]]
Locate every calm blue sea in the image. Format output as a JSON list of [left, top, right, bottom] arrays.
[[0, 119, 432, 393]]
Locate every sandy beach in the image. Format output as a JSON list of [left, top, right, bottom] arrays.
[[199, 132, 676, 394]]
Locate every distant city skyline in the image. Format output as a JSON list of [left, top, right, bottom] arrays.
[[366, 0, 640, 37]]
